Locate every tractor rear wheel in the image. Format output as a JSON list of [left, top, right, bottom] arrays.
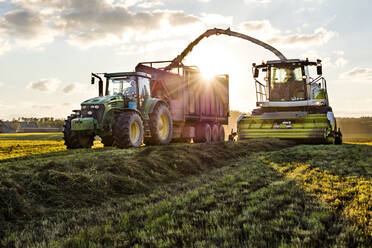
[[218, 125, 225, 142], [146, 104, 173, 146], [63, 115, 81, 149], [194, 123, 211, 143], [113, 111, 144, 148], [211, 124, 219, 142]]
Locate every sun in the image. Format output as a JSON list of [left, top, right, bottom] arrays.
[[185, 43, 228, 81], [201, 66, 217, 80]]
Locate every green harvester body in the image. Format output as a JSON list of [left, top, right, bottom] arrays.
[[237, 59, 342, 144]]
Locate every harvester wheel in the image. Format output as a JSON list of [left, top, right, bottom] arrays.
[[334, 129, 343, 145], [63, 115, 81, 149], [101, 136, 113, 147], [194, 123, 211, 143], [113, 111, 144, 148], [211, 124, 219, 142], [147, 104, 173, 145], [218, 125, 225, 142]]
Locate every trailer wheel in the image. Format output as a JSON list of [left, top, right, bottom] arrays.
[[194, 123, 211, 143], [218, 125, 225, 142], [211, 124, 219, 142], [63, 115, 81, 149], [113, 111, 144, 148], [147, 104, 173, 145]]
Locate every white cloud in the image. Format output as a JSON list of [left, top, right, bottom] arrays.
[[244, 0, 271, 5], [340, 67, 372, 81], [239, 20, 336, 48], [61, 82, 87, 94], [0, 0, 232, 53], [334, 57, 348, 67], [333, 50, 344, 56], [27, 78, 60, 92], [137, 0, 164, 8]]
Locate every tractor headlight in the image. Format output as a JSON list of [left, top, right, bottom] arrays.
[[87, 111, 93, 115], [82, 105, 87, 109], [94, 105, 100, 109]]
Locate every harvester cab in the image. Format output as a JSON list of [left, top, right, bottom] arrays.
[[63, 71, 173, 149], [253, 59, 327, 107], [238, 59, 342, 144]]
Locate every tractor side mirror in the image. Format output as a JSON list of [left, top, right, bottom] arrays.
[[254, 68, 259, 78], [91, 77, 95, 85], [317, 60, 322, 75], [98, 80, 103, 96]]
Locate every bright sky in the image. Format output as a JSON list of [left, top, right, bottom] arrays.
[[0, 0, 371, 120]]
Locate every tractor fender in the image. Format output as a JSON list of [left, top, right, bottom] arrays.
[[148, 99, 169, 115], [113, 108, 144, 120]]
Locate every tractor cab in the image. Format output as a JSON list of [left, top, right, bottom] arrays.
[[253, 59, 328, 108], [90, 72, 151, 110]]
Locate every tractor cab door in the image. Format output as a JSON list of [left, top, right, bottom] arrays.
[[138, 76, 151, 111], [107, 76, 138, 108]]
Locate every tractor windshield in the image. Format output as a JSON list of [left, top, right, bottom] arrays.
[[269, 66, 305, 101], [108, 76, 137, 97]]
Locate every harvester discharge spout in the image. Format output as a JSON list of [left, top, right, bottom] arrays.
[[164, 28, 287, 71]]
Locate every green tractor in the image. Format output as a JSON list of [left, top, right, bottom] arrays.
[[63, 72, 173, 149]]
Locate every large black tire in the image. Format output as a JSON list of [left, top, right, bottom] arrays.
[[101, 136, 113, 147], [218, 125, 225, 142], [194, 123, 211, 143], [146, 104, 173, 146], [334, 129, 343, 145], [63, 115, 82, 149], [113, 111, 144, 148], [211, 124, 219, 142], [79, 135, 94, 148]]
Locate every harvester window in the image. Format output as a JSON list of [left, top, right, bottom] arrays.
[[269, 66, 305, 101]]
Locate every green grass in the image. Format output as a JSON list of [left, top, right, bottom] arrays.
[[0, 138, 371, 247], [0, 132, 64, 141], [0, 133, 104, 160], [260, 144, 372, 241]]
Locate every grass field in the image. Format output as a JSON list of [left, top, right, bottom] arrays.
[[0, 134, 371, 247], [0, 133, 104, 160]]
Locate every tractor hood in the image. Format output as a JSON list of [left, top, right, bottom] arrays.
[[82, 95, 121, 105]]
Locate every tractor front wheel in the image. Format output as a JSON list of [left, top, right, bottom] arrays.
[[113, 112, 144, 148], [63, 115, 81, 149]]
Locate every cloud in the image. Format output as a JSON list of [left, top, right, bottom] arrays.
[[244, 0, 271, 4], [340, 67, 372, 81], [0, 0, 232, 53], [137, 0, 164, 8], [239, 20, 336, 48], [27, 78, 60, 92], [0, 8, 57, 53], [61, 82, 86, 94], [268, 27, 336, 47]]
